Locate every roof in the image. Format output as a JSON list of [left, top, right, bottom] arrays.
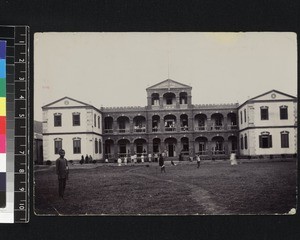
[[42, 96, 94, 109], [146, 79, 192, 90], [239, 89, 297, 108]]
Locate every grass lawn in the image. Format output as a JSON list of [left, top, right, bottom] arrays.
[[34, 159, 297, 215]]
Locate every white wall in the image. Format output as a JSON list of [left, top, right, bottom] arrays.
[[239, 127, 297, 155], [43, 133, 103, 161]]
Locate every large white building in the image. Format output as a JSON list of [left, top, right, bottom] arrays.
[[41, 82, 297, 162], [42, 97, 103, 161], [238, 90, 297, 157]]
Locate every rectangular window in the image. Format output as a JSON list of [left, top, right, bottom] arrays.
[[73, 113, 80, 126], [240, 136, 244, 150], [281, 132, 289, 148], [166, 98, 172, 105], [73, 139, 81, 154], [95, 139, 98, 154], [98, 116, 100, 129], [54, 115, 62, 127], [244, 135, 248, 149], [280, 107, 288, 120], [259, 135, 272, 148], [54, 139, 62, 154], [99, 141, 102, 154], [94, 114, 96, 127], [260, 108, 269, 120], [244, 109, 246, 123], [240, 111, 243, 124]]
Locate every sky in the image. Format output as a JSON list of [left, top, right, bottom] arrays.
[[34, 32, 297, 121]]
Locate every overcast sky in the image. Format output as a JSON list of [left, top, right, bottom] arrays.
[[34, 32, 297, 121]]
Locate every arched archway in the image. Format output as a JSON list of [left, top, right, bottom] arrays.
[[117, 139, 130, 157], [104, 116, 113, 133], [211, 136, 225, 155], [104, 139, 114, 159], [117, 116, 130, 133], [195, 136, 208, 155], [134, 138, 147, 156], [228, 135, 237, 153], [194, 114, 207, 131], [211, 113, 224, 130], [164, 137, 177, 157]]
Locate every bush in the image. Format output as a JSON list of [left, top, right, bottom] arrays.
[[46, 160, 52, 165], [92, 160, 97, 164]]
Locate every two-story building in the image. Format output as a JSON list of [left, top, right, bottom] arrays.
[[41, 80, 297, 162], [238, 90, 297, 157], [42, 97, 103, 161]]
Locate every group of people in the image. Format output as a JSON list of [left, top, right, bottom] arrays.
[[80, 154, 93, 164]]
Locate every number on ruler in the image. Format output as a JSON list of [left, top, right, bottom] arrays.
[[19, 203, 25, 210], [19, 95, 24, 99], [19, 169, 24, 173], [19, 59, 25, 63], [19, 77, 24, 81], [19, 151, 25, 154], [19, 114, 25, 118], [19, 187, 25, 192]]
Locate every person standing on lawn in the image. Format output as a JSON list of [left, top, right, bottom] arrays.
[[56, 149, 69, 199], [159, 154, 166, 173], [196, 154, 201, 168]]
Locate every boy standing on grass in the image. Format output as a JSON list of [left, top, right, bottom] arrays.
[[56, 149, 69, 199]]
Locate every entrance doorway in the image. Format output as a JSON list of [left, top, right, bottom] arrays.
[[168, 144, 174, 157]]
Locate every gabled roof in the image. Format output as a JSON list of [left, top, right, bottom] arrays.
[[42, 96, 94, 109], [248, 89, 296, 101], [146, 79, 192, 90], [239, 89, 297, 108]]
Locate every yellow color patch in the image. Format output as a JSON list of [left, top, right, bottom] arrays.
[[0, 97, 6, 116]]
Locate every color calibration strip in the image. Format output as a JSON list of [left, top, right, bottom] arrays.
[[0, 40, 6, 210], [0, 26, 29, 223]]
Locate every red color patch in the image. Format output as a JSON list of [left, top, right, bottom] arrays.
[[0, 116, 5, 134]]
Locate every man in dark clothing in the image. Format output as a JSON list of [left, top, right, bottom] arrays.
[[159, 154, 166, 173], [56, 149, 69, 198]]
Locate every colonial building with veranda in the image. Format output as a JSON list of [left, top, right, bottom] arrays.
[[41, 79, 297, 162]]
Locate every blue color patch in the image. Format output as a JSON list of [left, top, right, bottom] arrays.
[[0, 60, 5, 78], [0, 41, 6, 59]]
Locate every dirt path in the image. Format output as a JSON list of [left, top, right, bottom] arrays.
[[126, 167, 227, 214]]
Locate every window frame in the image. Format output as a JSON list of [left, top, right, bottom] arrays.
[[72, 112, 81, 126], [73, 137, 81, 154], [280, 106, 288, 120], [260, 106, 269, 120], [54, 138, 62, 154], [281, 131, 289, 148], [54, 113, 62, 127]]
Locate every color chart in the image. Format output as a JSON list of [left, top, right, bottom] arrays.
[[0, 40, 6, 209], [0, 26, 29, 223]]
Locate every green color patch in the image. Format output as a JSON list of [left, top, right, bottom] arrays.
[[0, 78, 5, 97]]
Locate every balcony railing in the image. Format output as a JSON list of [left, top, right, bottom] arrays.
[[211, 125, 223, 130], [117, 129, 130, 133], [133, 127, 146, 133], [165, 126, 176, 131], [227, 125, 238, 130], [152, 127, 159, 132], [180, 126, 189, 131], [194, 126, 207, 131], [104, 129, 113, 133]]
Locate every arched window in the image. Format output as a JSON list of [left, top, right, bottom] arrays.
[[244, 134, 248, 149], [98, 116, 100, 129], [99, 140, 102, 154], [94, 114, 97, 127]]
